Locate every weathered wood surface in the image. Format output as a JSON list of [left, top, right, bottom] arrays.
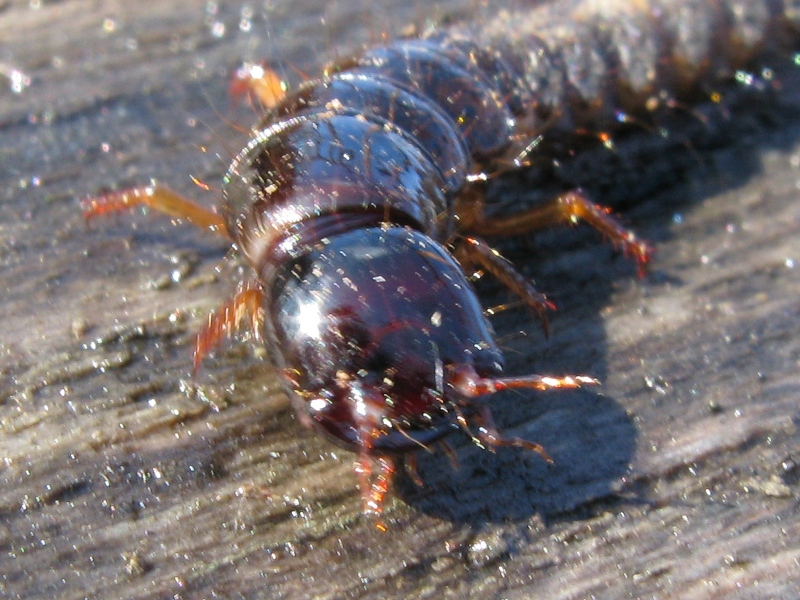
[[1, 1, 799, 598]]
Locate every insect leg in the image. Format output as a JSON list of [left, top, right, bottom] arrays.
[[448, 363, 597, 397], [401, 441, 458, 489], [194, 282, 264, 373], [82, 182, 229, 238], [473, 405, 553, 463], [455, 236, 554, 337], [403, 453, 424, 488], [354, 454, 395, 529], [446, 364, 598, 458], [461, 188, 652, 276], [229, 62, 287, 109], [438, 439, 460, 472]]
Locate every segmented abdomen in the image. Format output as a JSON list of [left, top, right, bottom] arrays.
[[468, 0, 798, 129], [222, 0, 799, 271]]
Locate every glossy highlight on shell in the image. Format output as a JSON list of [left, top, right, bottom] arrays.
[[83, 0, 800, 521]]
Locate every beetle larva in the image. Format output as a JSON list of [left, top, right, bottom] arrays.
[[84, 0, 799, 521]]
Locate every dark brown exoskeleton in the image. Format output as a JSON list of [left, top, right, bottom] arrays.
[[84, 0, 796, 520]]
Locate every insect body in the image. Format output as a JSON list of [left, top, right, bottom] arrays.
[[84, 0, 797, 519]]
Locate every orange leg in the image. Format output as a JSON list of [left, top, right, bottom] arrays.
[[193, 283, 264, 373], [446, 362, 597, 459], [401, 439, 460, 490], [229, 62, 287, 109], [438, 439, 460, 473], [82, 183, 229, 238], [403, 454, 424, 488], [447, 363, 597, 398], [348, 386, 397, 526], [473, 406, 554, 463], [455, 236, 555, 337], [459, 188, 652, 276], [354, 454, 395, 530]]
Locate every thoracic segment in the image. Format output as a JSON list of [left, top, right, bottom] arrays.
[[225, 0, 798, 268]]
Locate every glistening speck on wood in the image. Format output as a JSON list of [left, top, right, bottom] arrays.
[[82, 0, 799, 522]]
